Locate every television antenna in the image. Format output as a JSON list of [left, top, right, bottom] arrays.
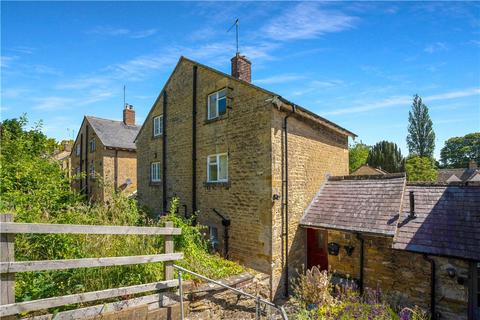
[[227, 18, 239, 54]]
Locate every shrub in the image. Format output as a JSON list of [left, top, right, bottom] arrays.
[[291, 266, 335, 307]]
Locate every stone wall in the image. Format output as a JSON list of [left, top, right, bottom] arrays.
[[103, 148, 137, 198], [323, 229, 469, 319], [270, 110, 349, 299]]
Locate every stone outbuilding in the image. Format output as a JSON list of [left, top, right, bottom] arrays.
[[134, 54, 356, 299], [350, 164, 388, 176], [71, 105, 140, 201], [301, 174, 480, 320]]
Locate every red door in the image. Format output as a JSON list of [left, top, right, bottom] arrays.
[[307, 229, 328, 270]]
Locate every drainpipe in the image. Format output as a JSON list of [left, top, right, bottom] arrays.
[[162, 91, 168, 213], [80, 133, 83, 191], [356, 233, 364, 294], [192, 66, 198, 224], [423, 254, 436, 319], [85, 125, 89, 197], [114, 150, 118, 191], [282, 104, 296, 297], [213, 209, 230, 259]]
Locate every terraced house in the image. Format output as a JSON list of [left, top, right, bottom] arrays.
[[71, 105, 140, 201], [135, 54, 356, 299]]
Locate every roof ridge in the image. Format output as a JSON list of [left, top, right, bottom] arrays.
[[329, 173, 406, 181]]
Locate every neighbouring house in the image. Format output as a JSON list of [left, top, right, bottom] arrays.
[[301, 174, 480, 320], [52, 141, 72, 177], [437, 160, 480, 184], [71, 105, 140, 201], [350, 164, 388, 176], [135, 54, 356, 299]]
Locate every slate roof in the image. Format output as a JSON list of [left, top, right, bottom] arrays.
[[437, 168, 479, 184], [392, 184, 480, 261], [86, 116, 140, 150], [299, 174, 406, 236]]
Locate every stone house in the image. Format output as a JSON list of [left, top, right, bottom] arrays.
[[437, 160, 479, 184], [71, 105, 140, 201], [135, 54, 356, 299], [52, 141, 72, 177], [301, 174, 480, 320], [350, 164, 387, 176]]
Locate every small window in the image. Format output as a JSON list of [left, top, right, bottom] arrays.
[[207, 153, 228, 182], [89, 162, 95, 178], [207, 89, 227, 120], [89, 139, 96, 152], [209, 226, 219, 251], [151, 162, 161, 182], [153, 115, 163, 137], [76, 144, 81, 156], [75, 167, 80, 179]]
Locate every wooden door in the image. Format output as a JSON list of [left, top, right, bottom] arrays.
[[307, 229, 328, 270]]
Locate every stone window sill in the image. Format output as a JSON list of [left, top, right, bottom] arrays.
[[149, 181, 162, 187], [203, 181, 231, 189], [204, 114, 227, 125], [152, 134, 163, 140]]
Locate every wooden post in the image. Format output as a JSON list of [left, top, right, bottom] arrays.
[[164, 221, 174, 280], [1, 214, 15, 320]]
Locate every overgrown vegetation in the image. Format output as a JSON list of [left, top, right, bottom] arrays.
[[291, 267, 429, 320], [0, 115, 244, 310]]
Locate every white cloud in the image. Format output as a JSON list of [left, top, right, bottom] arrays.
[[0, 56, 17, 68], [32, 97, 74, 111], [424, 42, 448, 53], [88, 26, 157, 39], [256, 74, 306, 85], [291, 79, 344, 96], [323, 87, 480, 116], [262, 2, 357, 41]]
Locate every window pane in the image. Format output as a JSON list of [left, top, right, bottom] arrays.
[[218, 89, 226, 98], [209, 155, 217, 164], [209, 94, 217, 119], [209, 164, 218, 181], [218, 97, 227, 115], [219, 154, 227, 180], [159, 116, 163, 134]]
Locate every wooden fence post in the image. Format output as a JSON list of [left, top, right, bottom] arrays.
[[1, 214, 15, 320], [164, 221, 174, 280]]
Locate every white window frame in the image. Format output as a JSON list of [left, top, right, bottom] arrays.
[[207, 89, 227, 120], [89, 138, 96, 152], [89, 162, 95, 178], [76, 144, 81, 156], [151, 162, 161, 182], [153, 115, 163, 137], [207, 153, 228, 183]]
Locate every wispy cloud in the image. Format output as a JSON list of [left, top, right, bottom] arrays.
[[10, 46, 35, 55], [262, 2, 357, 41], [1, 56, 17, 68], [424, 42, 448, 53], [256, 74, 306, 85], [88, 26, 157, 39], [323, 87, 480, 116], [291, 79, 344, 96], [32, 97, 74, 111]]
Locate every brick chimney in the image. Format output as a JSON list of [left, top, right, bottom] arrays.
[[469, 160, 477, 170], [231, 53, 251, 83], [123, 104, 135, 126]]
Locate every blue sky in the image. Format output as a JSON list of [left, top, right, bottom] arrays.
[[1, 1, 479, 159]]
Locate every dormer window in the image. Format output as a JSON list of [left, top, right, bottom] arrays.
[[207, 89, 227, 120], [153, 115, 163, 137]]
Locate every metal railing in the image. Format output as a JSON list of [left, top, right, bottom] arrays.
[[173, 264, 288, 320]]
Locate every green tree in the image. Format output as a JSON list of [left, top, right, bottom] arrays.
[[405, 156, 438, 182], [367, 141, 405, 173], [406, 94, 435, 157], [349, 141, 370, 173], [440, 132, 480, 168]]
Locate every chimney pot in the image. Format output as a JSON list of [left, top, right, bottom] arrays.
[[123, 104, 135, 126], [231, 53, 251, 83]]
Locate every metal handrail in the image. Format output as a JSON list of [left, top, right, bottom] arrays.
[[173, 264, 288, 320]]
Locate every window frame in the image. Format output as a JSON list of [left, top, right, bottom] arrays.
[[207, 88, 227, 120], [150, 162, 161, 183], [207, 153, 228, 183], [76, 144, 81, 156], [89, 162, 95, 179], [89, 138, 96, 152], [153, 115, 163, 137]]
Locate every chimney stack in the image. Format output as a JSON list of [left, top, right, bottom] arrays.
[[231, 53, 251, 83], [123, 104, 135, 126], [469, 160, 477, 170]]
